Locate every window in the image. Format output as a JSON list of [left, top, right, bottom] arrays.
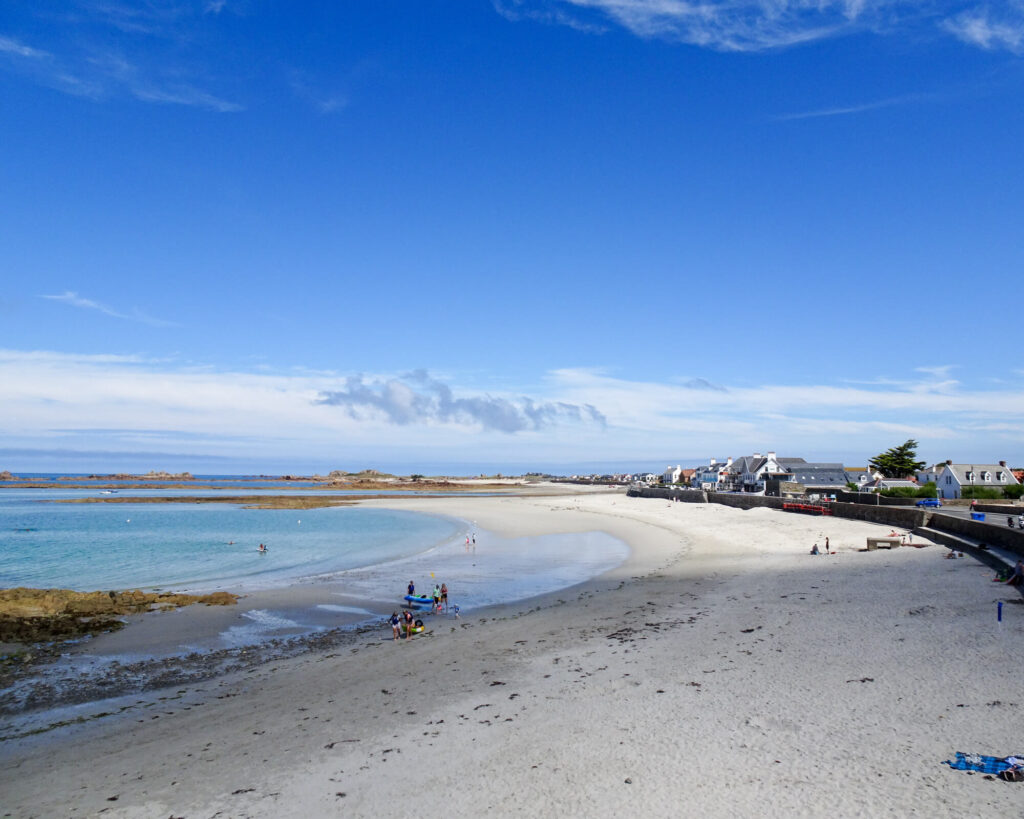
[[982, 471, 991, 482], [965, 471, 974, 482], [946, 476, 952, 484], [997, 472, 1004, 481]]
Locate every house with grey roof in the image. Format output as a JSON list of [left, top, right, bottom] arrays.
[[780, 461, 849, 491], [918, 460, 1019, 499], [861, 477, 919, 492]]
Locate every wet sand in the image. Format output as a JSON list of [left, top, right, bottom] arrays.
[[2, 492, 1022, 817]]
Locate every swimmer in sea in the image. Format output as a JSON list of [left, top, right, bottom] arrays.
[[258, 543, 267, 553]]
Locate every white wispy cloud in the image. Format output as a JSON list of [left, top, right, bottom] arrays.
[[0, 34, 50, 59], [40, 292, 179, 328], [132, 84, 243, 113], [0, 350, 1022, 466], [0, 7, 244, 111], [773, 93, 931, 121], [500, 1, 1024, 54], [944, 5, 1024, 52]]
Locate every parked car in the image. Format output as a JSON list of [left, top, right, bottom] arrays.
[[916, 498, 942, 508]]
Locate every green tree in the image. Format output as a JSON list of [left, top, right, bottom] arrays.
[[869, 439, 926, 479]]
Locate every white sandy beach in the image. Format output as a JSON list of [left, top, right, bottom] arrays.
[[2, 490, 1022, 817]]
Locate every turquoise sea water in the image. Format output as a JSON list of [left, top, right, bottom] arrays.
[[0, 489, 629, 613], [0, 489, 461, 592]]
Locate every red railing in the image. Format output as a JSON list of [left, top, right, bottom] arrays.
[[782, 502, 833, 516]]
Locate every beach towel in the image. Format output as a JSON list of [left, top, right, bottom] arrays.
[[943, 753, 1024, 775]]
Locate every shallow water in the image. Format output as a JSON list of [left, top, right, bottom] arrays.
[[0, 491, 462, 592]]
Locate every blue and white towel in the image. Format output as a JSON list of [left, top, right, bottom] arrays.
[[943, 753, 1024, 775]]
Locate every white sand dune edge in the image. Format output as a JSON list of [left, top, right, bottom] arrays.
[[3, 491, 1022, 818]]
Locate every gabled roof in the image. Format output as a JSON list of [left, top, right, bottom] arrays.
[[788, 465, 848, 486], [942, 464, 1019, 485], [731, 455, 767, 474]]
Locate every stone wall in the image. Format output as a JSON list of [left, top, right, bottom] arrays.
[[834, 490, 922, 506], [708, 493, 786, 511], [625, 486, 1024, 542], [627, 486, 707, 503], [926, 514, 1024, 558], [828, 502, 926, 528]]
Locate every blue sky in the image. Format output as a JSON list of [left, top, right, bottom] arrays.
[[2, 1, 1022, 474]]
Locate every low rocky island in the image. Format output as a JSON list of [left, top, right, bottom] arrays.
[[0, 587, 238, 643]]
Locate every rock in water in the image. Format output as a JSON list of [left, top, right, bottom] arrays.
[[0, 587, 239, 642]]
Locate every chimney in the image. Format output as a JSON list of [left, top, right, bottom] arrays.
[[726, 457, 733, 467], [946, 459, 952, 465], [710, 458, 716, 466], [753, 452, 761, 459], [1000, 460, 1007, 467], [768, 451, 776, 460]]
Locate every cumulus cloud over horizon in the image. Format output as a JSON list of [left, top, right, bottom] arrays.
[[315, 370, 607, 433]]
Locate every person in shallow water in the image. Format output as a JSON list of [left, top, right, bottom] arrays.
[[258, 543, 267, 553], [408, 580, 415, 596]]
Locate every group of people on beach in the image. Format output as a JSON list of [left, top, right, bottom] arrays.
[[390, 578, 460, 641]]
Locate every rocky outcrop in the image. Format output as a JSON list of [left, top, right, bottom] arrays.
[[0, 470, 13, 480], [0, 587, 238, 643]]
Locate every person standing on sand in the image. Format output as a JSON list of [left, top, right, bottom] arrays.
[[432, 584, 441, 613], [390, 612, 401, 641], [408, 580, 415, 597], [825, 537, 830, 554], [440, 582, 448, 612], [403, 609, 414, 640]]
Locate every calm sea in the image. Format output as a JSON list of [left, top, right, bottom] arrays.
[[0, 487, 629, 612], [0, 488, 461, 592]]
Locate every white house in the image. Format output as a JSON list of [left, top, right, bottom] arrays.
[[919, 460, 1020, 499], [662, 465, 684, 484], [729, 451, 786, 493]]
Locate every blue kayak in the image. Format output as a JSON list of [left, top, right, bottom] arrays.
[[404, 594, 433, 605]]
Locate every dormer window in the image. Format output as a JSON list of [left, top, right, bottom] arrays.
[[982, 471, 991, 482], [965, 471, 975, 482], [997, 471, 1004, 481]]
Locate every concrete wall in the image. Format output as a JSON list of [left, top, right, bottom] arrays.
[[834, 490, 923, 506], [626, 487, 1024, 537], [708, 493, 786, 511], [829, 502, 926, 528], [926, 514, 1024, 558], [627, 486, 707, 503]]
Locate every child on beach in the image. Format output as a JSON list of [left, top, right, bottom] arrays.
[[432, 584, 441, 613], [403, 609, 414, 640], [390, 612, 401, 641], [452, 603, 460, 618]]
